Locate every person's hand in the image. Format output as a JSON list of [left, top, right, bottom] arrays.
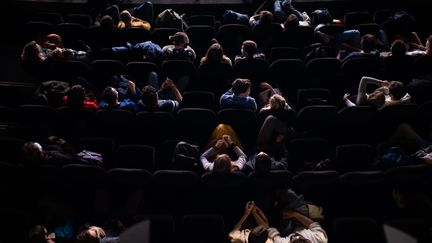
[[382, 80, 390, 87], [89, 226, 106, 239], [128, 80, 136, 94], [343, 93, 351, 102], [165, 78, 175, 88], [245, 201, 255, 214], [223, 135, 233, 146], [215, 139, 226, 149]]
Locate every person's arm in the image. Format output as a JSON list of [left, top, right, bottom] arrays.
[[251, 206, 269, 228], [233, 201, 255, 230], [166, 79, 183, 102], [343, 93, 356, 107], [200, 140, 225, 171], [356, 76, 388, 105], [282, 211, 314, 228], [223, 135, 246, 171]]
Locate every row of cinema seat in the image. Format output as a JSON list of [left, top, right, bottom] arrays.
[[0, 160, 430, 218], [0, 101, 431, 146]]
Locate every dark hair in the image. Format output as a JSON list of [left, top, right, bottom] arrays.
[[141, 85, 158, 108], [389, 81, 407, 100], [74, 226, 99, 243], [248, 225, 269, 243], [213, 154, 231, 174], [204, 43, 224, 64], [170, 32, 189, 46], [259, 10, 273, 25], [67, 85, 86, 108], [100, 15, 115, 29], [255, 152, 272, 173], [28, 225, 47, 243], [360, 34, 377, 52], [284, 14, 300, 29], [231, 78, 251, 95], [101, 87, 118, 106], [390, 40, 407, 57], [241, 40, 258, 57], [119, 10, 132, 24]]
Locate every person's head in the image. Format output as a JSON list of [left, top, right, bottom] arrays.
[[248, 225, 269, 243], [141, 85, 158, 108], [426, 35, 432, 54], [99, 15, 115, 29], [389, 81, 407, 100], [21, 41, 46, 63], [259, 10, 273, 25], [366, 90, 386, 108], [119, 10, 132, 24], [231, 78, 251, 96], [44, 33, 63, 49], [290, 234, 311, 243], [241, 40, 258, 57], [21, 142, 44, 164], [255, 152, 272, 173], [284, 14, 300, 29], [101, 86, 119, 106], [360, 34, 377, 53], [204, 43, 225, 63], [74, 225, 105, 243], [269, 94, 289, 110], [213, 154, 232, 174], [390, 40, 408, 57], [67, 85, 86, 108], [170, 32, 189, 47], [28, 225, 48, 243]]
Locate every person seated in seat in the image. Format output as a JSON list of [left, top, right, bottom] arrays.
[[162, 32, 196, 62], [99, 85, 138, 113], [343, 76, 411, 109], [138, 78, 183, 112], [243, 151, 288, 175], [234, 40, 266, 64], [229, 201, 272, 243], [118, 9, 151, 31], [200, 125, 246, 173], [200, 43, 232, 67], [220, 78, 257, 111]]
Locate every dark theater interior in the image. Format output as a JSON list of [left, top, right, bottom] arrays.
[[1, 0, 432, 242]]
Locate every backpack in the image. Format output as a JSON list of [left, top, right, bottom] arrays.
[[32, 80, 70, 107], [373, 146, 412, 170], [75, 150, 104, 166], [156, 9, 187, 31], [171, 141, 202, 173], [304, 43, 334, 62]]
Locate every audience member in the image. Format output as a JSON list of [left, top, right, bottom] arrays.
[[220, 78, 257, 111], [200, 132, 246, 173], [62, 84, 99, 111], [268, 189, 327, 243], [118, 9, 151, 31], [138, 79, 182, 112], [200, 43, 232, 67], [343, 76, 411, 109], [98, 85, 138, 112], [162, 32, 196, 62], [382, 39, 415, 84], [229, 201, 272, 243], [234, 40, 266, 64], [243, 151, 288, 175], [338, 34, 380, 62]]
